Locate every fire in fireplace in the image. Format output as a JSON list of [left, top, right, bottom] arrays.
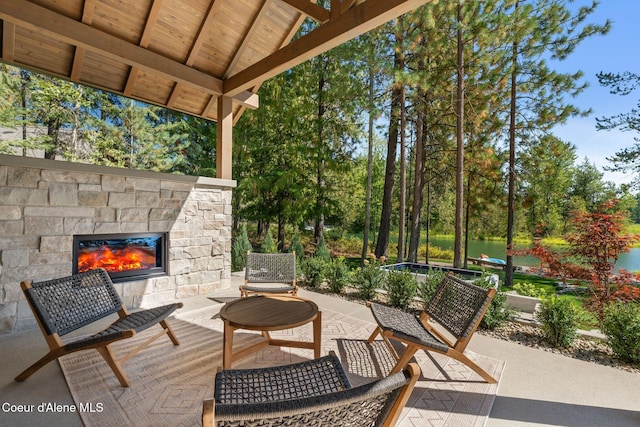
[[73, 232, 168, 283]]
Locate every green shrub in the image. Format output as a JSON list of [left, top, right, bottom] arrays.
[[260, 230, 277, 253], [537, 296, 579, 348], [325, 257, 350, 294], [327, 235, 364, 255], [290, 232, 305, 261], [386, 269, 418, 309], [513, 282, 548, 299], [314, 236, 331, 262], [231, 224, 251, 271], [350, 261, 386, 300], [602, 302, 640, 365], [475, 274, 513, 331], [417, 268, 447, 303], [301, 257, 326, 288]]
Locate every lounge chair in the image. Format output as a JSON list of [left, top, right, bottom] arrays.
[[240, 251, 298, 297], [202, 352, 419, 426], [15, 268, 183, 387], [367, 274, 498, 383]]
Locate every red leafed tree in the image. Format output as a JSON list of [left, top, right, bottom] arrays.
[[511, 200, 640, 322], [567, 200, 640, 320]]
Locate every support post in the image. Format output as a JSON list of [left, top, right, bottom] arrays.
[[217, 95, 233, 180]]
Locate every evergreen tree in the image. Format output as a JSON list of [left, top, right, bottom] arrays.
[[290, 231, 305, 261], [596, 72, 640, 187], [314, 235, 331, 262], [231, 224, 252, 271], [260, 229, 278, 254]]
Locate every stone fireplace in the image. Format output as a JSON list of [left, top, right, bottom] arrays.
[[0, 154, 235, 334]]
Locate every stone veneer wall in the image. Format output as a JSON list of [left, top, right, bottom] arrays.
[[0, 154, 235, 334]]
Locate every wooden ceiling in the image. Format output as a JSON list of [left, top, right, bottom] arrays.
[[0, 0, 431, 123]]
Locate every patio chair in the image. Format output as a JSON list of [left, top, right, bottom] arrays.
[[202, 352, 419, 427], [240, 251, 298, 297], [15, 268, 183, 387], [367, 274, 498, 383]]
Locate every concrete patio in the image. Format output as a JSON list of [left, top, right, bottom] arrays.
[[0, 273, 638, 427]]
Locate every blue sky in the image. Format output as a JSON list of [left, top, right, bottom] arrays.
[[551, 1, 640, 186]]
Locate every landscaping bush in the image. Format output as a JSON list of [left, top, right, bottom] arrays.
[[513, 282, 548, 299], [386, 269, 418, 309], [301, 257, 326, 288], [536, 296, 580, 348], [260, 230, 277, 253], [350, 261, 386, 300], [475, 274, 513, 331], [325, 257, 350, 294], [417, 268, 447, 303], [602, 302, 640, 365], [231, 224, 251, 272]]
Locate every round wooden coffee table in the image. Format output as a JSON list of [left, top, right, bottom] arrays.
[[220, 295, 322, 369]]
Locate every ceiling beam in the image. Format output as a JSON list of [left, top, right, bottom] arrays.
[[223, 0, 272, 79], [172, 0, 225, 115], [279, 0, 330, 23], [0, 0, 258, 109], [1, 21, 16, 62], [186, 0, 222, 67], [124, 0, 165, 96], [224, 0, 430, 96], [70, 0, 97, 81], [138, 0, 164, 48]]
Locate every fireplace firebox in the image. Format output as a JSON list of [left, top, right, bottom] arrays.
[[73, 232, 168, 283]]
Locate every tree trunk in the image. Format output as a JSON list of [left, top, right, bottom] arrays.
[[361, 45, 375, 266], [397, 83, 407, 263], [315, 72, 326, 245], [464, 171, 471, 269], [453, 3, 465, 268], [20, 70, 28, 156], [277, 211, 285, 252], [375, 29, 404, 261], [408, 100, 427, 262], [504, 36, 518, 286], [506, 1, 519, 287]]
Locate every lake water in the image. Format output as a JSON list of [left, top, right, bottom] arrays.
[[428, 237, 640, 272]]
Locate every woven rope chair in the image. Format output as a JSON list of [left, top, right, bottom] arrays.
[[15, 268, 183, 387], [202, 352, 419, 427], [240, 251, 298, 297], [367, 274, 498, 383]]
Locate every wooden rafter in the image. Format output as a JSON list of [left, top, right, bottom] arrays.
[[0, 0, 258, 109], [70, 0, 97, 81], [124, 0, 164, 96], [224, 0, 272, 79], [169, 0, 224, 113], [280, 0, 330, 23], [224, 0, 430, 96]]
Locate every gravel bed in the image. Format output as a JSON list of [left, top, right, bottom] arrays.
[[302, 285, 640, 375]]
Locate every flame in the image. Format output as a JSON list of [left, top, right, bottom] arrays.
[[77, 245, 156, 273]]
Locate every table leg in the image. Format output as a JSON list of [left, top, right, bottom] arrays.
[[313, 311, 322, 358], [223, 320, 234, 369]]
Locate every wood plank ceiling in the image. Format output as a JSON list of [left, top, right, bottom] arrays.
[[0, 0, 430, 178], [0, 0, 431, 123]]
